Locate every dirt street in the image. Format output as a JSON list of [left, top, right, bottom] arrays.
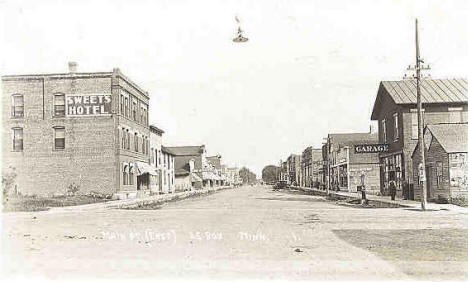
[[2, 185, 468, 281]]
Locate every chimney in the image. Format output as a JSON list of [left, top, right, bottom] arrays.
[[68, 62, 77, 74]]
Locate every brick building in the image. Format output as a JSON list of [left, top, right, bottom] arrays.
[[300, 147, 323, 188], [148, 125, 175, 194], [286, 154, 301, 186], [371, 78, 468, 197], [327, 132, 381, 193], [2, 63, 151, 199], [412, 123, 468, 201]]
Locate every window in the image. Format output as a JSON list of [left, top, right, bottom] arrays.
[[121, 128, 126, 149], [123, 164, 129, 185], [411, 108, 425, 139], [11, 94, 24, 118], [54, 127, 65, 149], [54, 94, 65, 117], [126, 130, 130, 150], [449, 107, 462, 123], [12, 128, 23, 151], [436, 162, 443, 188], [381, 119, 387, 142], [158, 150, 162, 166], [393, 113, 399, 141], [134, 133, 138, 152], [129, 165, 134, 185], [125, 97, 129, 117], [133, 99, 137, 121], [120, 94, 124, 115]]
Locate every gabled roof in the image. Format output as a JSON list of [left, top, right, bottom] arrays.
[[207, 155, 222, 169], [371, 78, 468, 120], [427, 123, 468, 153], [163, 145, 205, 156]]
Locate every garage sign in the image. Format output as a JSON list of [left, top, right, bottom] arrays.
[[354, 144, 389, 153]]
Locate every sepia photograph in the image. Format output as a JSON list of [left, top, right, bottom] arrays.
[[1, 0, 467, 281]]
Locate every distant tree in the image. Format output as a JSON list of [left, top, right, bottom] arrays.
[[262, 165, 279, 183], [239, 167, 256, 184]]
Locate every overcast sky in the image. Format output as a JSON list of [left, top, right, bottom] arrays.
[[1, 0, 467, 176]]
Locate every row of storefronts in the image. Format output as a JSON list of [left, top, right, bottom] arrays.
[[277, 78, 468, 203]]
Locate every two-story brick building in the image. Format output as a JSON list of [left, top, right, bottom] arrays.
[[327, 132, 381, 193], [2, 63, 151, 199], [148, 125, 175, 194], [371, 78, 468, 197]]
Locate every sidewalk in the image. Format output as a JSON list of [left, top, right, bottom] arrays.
[[47, 185, 234, 212], [296, 186, 468, 213]]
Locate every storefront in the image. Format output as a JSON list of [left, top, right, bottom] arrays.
[[380, 153, 404, 196]]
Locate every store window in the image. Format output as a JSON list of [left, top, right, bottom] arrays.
[[129, 164, 134, 185], [11, 94, 24, 118], [123, 164, 129, 185], [54, 127, 65, 150], [54, 94, 66, 117], [12, 127, 23, 151]]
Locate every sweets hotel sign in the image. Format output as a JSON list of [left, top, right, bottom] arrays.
[[66, 94, 112, 116]]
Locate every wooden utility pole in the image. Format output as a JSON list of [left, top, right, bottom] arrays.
[[415, 19, 428, 210]]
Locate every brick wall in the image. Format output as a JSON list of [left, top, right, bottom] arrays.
[[2, 75, 117, 196]]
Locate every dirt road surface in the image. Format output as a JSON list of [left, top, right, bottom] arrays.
[[2, 185, 468, 281]]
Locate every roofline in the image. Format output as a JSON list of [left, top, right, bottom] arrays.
[[149, 125, 165, 135], [2, 68, 150, 99], [2, 72, 113, 81]]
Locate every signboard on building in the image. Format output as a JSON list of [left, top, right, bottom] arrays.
[[354, 144, 389, 153], [66, 94, 112, 116]]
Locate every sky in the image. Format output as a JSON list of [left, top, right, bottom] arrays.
[[1, 0, 467, 176]]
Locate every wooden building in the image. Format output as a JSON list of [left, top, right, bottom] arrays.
[[412, 123, 468, 201]]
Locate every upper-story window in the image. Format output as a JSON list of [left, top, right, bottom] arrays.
[[12, 127, 23, 151], [120, 94, 124, 115], [11, 94, 24, 118], [126, 129, 130, 150], [393, 112, 399, 141], [134, 133, 138, 152], [54, 127, 65, 150], [121, 128, 126, 149], [411, 108, 425, 140], [449, 107, 463, 123], [54, 94, 66, 117], [124, 97, 129, 117], [381, 119, 387, 143], [133, 99, 137, 121]]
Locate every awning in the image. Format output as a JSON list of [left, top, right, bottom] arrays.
[[191, 173, 203, 182], [200, 171, 217, 181], [135, 162, 158, 176]]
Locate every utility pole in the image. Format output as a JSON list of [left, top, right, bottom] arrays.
[[407, 19, 430, 210], [326, 136, 331, 195]]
